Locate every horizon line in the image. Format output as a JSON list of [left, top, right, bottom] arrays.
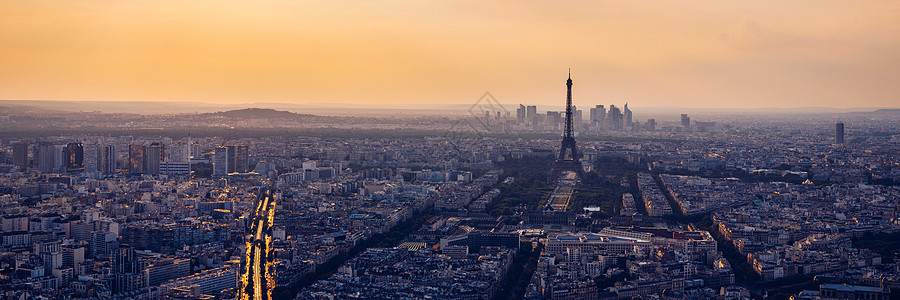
[[0, 99, 896, 111]]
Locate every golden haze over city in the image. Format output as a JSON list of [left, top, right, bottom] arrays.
[[1, 0, 899, 108]]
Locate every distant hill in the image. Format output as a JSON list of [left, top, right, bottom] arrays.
[[841, 108, 900, 118], [0, 105, 63, 114], [206, 108, 315, 119]]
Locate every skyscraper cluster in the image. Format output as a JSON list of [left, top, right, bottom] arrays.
[[2, 140, 194, 176], [606, 105, 623, 130], [515, 104, 540, 128], [31, 142, 83, 174], [213, 145, 250, 176], [124, 142, 190, 175], [516, 102, 640, 132]]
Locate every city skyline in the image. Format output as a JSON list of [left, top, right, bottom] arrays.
[[2, 2, 900, 299], [1, 74, 898, 299], [2, 1, 900, 108]]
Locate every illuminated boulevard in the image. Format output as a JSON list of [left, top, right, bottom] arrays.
[[241, 187, 276, 300]]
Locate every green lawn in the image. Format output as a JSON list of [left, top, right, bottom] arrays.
[[487, 156, 555, 216], [568, 156, 645, 218]]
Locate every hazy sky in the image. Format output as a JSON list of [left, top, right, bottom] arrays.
[[2, 1, 899, 108]]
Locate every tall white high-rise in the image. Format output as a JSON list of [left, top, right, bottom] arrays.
[[213, 146, 229, 177], [100, 145, 116, 174]]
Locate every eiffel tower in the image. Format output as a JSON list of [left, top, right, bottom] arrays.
[[549, 69, 585, 182]]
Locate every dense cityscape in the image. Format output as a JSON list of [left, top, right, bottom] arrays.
[[5, 0, 900, 298], [1, 71, 899, 300]]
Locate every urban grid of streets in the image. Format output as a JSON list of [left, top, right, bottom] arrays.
[[0, 103, 898, 300]]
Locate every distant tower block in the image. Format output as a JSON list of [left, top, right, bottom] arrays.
[[549, 69, 585, 182], [835, 122, 845, 144]]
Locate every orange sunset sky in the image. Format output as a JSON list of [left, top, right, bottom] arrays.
[[1, 1, 899, 108]]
